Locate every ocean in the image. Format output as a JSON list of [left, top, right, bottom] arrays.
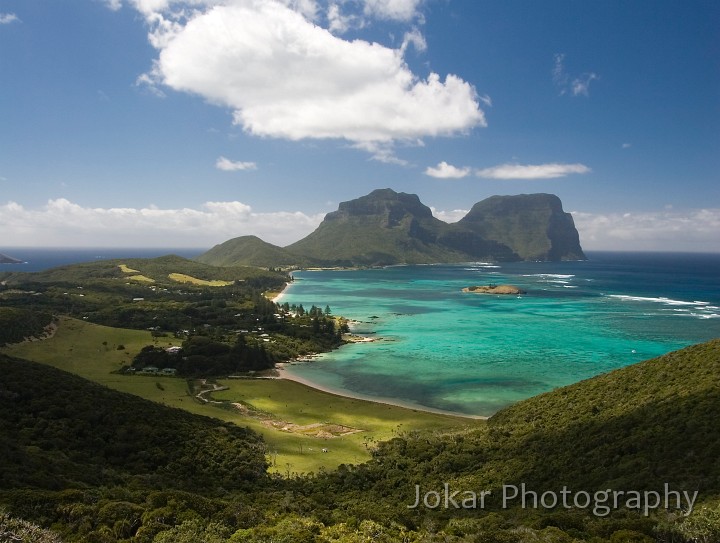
[[3, 248, 719, 417], [280, 252, 720, 416]]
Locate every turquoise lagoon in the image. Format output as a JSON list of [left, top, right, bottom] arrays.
[[281, 252, 720, 417]]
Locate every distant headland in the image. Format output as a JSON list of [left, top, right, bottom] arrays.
[[0, 252, 23, 264]]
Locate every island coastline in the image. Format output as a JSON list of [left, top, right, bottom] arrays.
[[267, 271, 486, 420]]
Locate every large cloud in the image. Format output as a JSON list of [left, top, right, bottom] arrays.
[[0, 199, 324, 248], [136, 0, 485, 158]]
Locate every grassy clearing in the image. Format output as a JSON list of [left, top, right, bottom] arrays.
[[1, 317, 477, 474], [127, 274, 155, 283], [211, 378, 474, 473], [118, 264, 140, 273], [168, 273, 234, 287]]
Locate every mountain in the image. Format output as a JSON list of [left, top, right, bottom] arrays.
[[196, 235, 305, 268], [197, 189, 586, 267], [0, 252, 23, 264], [458, 193, 586, 261], [284, 189, 478, 266]]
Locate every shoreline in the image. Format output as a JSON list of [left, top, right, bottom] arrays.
[[269, 281, 292, 303], [274, 362, 487, 421], [267, 273, 485, 421]]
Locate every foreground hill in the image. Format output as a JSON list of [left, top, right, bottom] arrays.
[[313, 339, 720, 510], [485, 338, 720, 490], [2, 339, 719, 541], [0, 354, 268, 491], [199, 189, 585, 267]]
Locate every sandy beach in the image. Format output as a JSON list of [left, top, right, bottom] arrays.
[[269, 281, 292, 303], [275, 362, 487, 420]]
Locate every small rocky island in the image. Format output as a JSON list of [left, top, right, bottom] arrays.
[[0, 252, 23, 264], [462, 284, 526, 295]]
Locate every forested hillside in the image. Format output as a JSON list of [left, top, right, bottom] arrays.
[[0, 307, 54, 346], [0, 355, 268, 492], [1, 341, 719, 542]]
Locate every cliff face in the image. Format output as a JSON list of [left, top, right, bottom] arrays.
[[458, 193, 586, 261], [197, 190, 586, 267]]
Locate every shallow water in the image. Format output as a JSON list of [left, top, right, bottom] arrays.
[[281, 252, 720, 416]]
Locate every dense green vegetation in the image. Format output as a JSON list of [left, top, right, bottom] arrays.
[[197, 189, 585, 268], [129, 305, 344, 377], [1, 340, 719, 542], [0, 307, 54, 345], [0, 255, 345, 369], [0, 355, 267, 492]]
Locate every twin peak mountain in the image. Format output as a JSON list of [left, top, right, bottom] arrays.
[[198, 189, 586, 268]]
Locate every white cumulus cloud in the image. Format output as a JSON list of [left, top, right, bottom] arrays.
[[425, 161, 471, 179], [362, 0, 423, 22], [475, 163, 591, 180], [0, 199, 325, 248], [133, 0, 485, 161], [0, 12, 19, 24], [215, 156, 258, 171]]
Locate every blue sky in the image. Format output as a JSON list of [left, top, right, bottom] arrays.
[[1, 0, 718, 250]]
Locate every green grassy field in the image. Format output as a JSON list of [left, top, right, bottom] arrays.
[[2, 317, 477, 474]]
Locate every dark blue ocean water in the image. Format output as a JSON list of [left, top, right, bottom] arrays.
[[281, 252, 720, 416]]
